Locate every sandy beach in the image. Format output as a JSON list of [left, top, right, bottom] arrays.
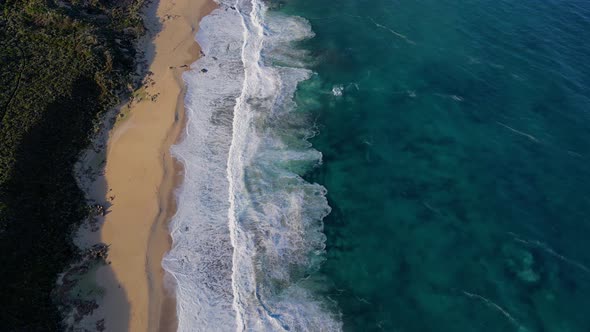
[[72, 0, 216, 330]]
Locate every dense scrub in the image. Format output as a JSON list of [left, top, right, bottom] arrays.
[[0, 0, 144, 330]]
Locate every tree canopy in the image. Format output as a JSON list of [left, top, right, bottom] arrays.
[[0, 0, 144, 329]]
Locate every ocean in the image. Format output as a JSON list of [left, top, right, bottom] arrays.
[[164, 0, 590, 331]]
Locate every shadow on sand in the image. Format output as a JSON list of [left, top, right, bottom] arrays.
[[69, 0, 164, 330]]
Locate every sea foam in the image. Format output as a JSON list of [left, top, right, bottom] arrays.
[[163, 0, 341, 330]]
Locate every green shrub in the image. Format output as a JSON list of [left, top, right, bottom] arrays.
[[0, 0, 144, 330]]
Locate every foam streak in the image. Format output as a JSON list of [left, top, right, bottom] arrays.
[[164, 0, 342, 330]]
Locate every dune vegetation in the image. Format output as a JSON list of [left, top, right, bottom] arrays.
[[0, 0, 144, 329]]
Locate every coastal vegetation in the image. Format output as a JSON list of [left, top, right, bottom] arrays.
[[0, 0, 144, 329]]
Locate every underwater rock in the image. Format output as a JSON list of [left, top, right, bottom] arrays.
[[503, 244, 540, 283]]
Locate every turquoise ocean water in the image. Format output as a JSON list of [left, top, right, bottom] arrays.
[[279, 0, 590, 331], [173, 0, 590, 329]]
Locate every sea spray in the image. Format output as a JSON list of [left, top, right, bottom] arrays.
[[162, 4, 243, 330], [228, 0, 340, 330], [163, 0, 341, 330]]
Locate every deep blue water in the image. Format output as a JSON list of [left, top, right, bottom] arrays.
[[282, 0, 590, 330]]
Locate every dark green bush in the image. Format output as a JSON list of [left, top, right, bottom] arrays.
[[0, 0, 144, 330]]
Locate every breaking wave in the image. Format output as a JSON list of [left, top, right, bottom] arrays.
[[162, 0, 341, 330]]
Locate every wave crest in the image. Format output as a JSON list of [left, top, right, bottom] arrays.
[[164, 0, 341, 330]]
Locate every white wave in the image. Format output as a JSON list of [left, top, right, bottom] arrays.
[[162, 3, 244, 331], [164, 0, 342, 330], [332, 85, 343, 96]]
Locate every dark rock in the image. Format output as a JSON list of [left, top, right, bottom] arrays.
[[96, 319, 105, 332], [90, 204, 106, 216]]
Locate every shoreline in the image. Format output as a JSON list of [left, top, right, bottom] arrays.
[[139, 1, 218, 329], [146, 63, 197, 331], [145, 74, 187, 332], [71, 0, 216, 330]]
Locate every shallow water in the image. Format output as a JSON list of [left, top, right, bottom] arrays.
[[164, 0, 339, 330]]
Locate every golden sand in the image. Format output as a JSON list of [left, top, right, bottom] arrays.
[[81, 0, 216, 330]]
